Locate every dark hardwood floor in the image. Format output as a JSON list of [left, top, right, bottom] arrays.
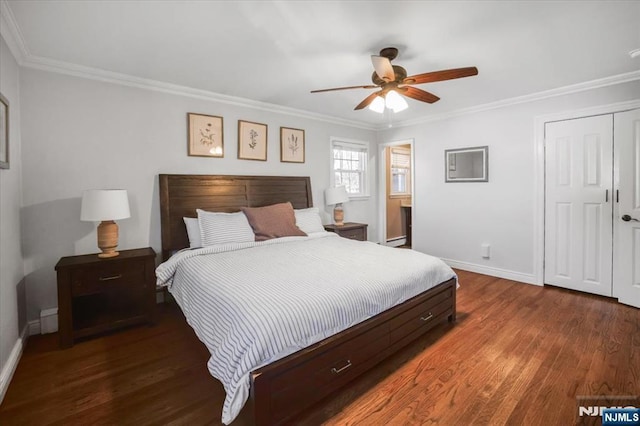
[[0, 270, 638, 425]]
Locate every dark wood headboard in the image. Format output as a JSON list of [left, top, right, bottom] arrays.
[[159, 174, 313, 260]]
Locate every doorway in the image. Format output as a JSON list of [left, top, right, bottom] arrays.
[[378, 139, 414, 247], [543, 108, 640, 307]]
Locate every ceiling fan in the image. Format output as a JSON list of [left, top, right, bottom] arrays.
[[310, 47, 478, 112]]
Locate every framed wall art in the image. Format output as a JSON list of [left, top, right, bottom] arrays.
[[238, 120, 267, 161], [0, 93, 8, 169], [280, 127, 305, 163], [187, 113, 224, 157]]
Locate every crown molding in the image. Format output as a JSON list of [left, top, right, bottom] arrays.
[[0, 1, 376, 131], [0, 0, 27, 64], [21, 54, 377, 130], [388, 70, 640, 129], [2, 0, 638, 133]]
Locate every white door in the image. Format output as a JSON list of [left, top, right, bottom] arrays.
[[544, 115, 613, 296], [613, 108, 640, 308]]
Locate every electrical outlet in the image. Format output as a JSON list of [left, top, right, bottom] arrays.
[[482, 243, 491, 259]]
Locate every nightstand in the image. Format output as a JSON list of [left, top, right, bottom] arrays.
[[55, 247, 156, 348], [324, 222, 368, 241]]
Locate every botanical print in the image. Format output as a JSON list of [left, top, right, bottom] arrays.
[[0, 93, 8, 169], [249, 129, 258, 149], [188, 113, 224, 157], [238, 120, 267, 161], [280, 127, 305, 163], [288, 133, 299, 156]]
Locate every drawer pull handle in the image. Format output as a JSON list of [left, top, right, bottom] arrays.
[[99, 274, 122, 281], [420, 313, 434, 322], [331, 360, 352, 374]]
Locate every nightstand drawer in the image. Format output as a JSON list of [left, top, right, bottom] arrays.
[[339, 228, 366, 241], [323, 222, 368, 242], [71, 260, 146, 296]]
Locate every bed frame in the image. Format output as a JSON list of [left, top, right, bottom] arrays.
[[159, 174, 456, 425]]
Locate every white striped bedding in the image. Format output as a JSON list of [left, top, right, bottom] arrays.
[[156, 232, 456, 424]]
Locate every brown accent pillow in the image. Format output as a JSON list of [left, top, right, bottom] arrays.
[[241, 202, 307, 241]]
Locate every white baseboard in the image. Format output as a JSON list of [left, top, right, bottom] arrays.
[[442, 258, 539, 286], [0, 325, 29, 404], [40, 308, 58, 334], [28, 320, 41, 336], [385, 237, 407, 248]]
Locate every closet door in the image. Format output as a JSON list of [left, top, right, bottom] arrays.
[[613, 108, 640, 308], [544, 115, 613, 296]]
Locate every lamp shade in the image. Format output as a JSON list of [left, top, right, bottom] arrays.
[[325, 186, 349, 206], [81, 189, 131, 221]]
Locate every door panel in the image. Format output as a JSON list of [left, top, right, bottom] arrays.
[[545, 115, 613, 296], [554, 203, 571, 277], [613, 108, 640, 307], [582, 203, 602, 282]]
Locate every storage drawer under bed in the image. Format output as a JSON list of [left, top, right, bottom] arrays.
[[252, 280, 456, 425]]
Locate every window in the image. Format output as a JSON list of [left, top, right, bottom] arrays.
[[390, 147, 411, 196], [331, 138, 369, 198]]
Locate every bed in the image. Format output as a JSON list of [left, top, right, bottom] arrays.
[[157, 174, 457, 425]]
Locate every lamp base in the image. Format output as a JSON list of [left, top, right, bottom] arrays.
[[333, 205, 344, 226], [98, 251, 119, 259], [97, 220, 120, 258]]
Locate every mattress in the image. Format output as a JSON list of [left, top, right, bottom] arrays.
[[156, 232, 456, 424]]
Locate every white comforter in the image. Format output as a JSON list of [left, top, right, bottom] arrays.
[[156, 232, 456, 424]]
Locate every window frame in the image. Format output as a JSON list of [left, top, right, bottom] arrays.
[[330, 137, 370, 199]]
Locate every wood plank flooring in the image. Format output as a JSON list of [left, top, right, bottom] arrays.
[[0, 270, 638, 425]]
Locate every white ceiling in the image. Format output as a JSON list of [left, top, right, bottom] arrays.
[[3, 1, 640, 127]]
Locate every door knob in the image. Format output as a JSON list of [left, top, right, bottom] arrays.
[[622, 215, 640, 222]]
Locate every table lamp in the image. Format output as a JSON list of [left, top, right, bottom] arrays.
[[81, 189, 131, 258], [325, 186, 349, 226]]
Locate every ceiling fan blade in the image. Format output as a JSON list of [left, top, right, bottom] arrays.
[[310, 84, 378, 93], [354, 91, 383, 110], [403, 67, 478, 85], [399, 87, 440, 104], [371, 55, 395, 82]]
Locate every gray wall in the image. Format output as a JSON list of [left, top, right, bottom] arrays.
[[378, 80, 640, 282], [0, 34, 25, 394], [19, 68, 378, 321]]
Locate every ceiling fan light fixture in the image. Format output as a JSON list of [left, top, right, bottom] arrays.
[[368, 95, 385, 113], [386, 90, 408, 112], [311, 48, 477, 112]]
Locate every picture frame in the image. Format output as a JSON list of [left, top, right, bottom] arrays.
[[187, 113, 224, 157], [448, 152, 456, 171], [0, 93, 8, 169], [280, 127, 305, 163], [238, 120, 267, 161], [445, 146, 489, 183]]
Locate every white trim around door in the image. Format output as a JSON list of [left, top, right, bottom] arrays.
[[533, 99, 640, 286], [377, 139, 415, 245]]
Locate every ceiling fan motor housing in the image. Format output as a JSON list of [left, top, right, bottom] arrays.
[[379, 47, 399, 60], [371, 65, 407, 85]]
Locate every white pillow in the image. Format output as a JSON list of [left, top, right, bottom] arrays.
[[197, 209, 255, 246], [294, 207, 325, 234], [183, 217, 202, 248]]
